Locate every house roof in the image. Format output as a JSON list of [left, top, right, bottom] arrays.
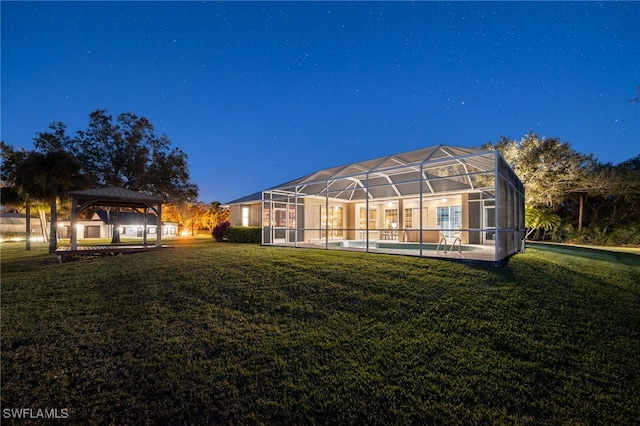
[[0, 213, 40, 224], [224, 191, 263, 205], [226, 144, 507, 204]]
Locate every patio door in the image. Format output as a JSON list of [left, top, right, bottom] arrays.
[[272, 203, 287, 243], [483, 206, 495, 245]]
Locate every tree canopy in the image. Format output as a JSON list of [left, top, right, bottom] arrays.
[[483, 133, 640, 245], [2, 109, 199, 249], [35, 109, 198, 203]]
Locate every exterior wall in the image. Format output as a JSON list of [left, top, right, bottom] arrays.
[[249, 203, 262, 226], [253, 195, 477, 244], [58, 221, 108, 239], [229, 203, 262, 227], [56, 221, 178, 239], [0, 217, 44, 236], [229, 205, 243, 227], [301, 196, 349, 242]]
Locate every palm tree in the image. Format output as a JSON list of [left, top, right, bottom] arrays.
[[14, 150, 86, 253], [525, 206, 561, 241]]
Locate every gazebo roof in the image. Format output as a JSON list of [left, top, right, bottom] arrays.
[[69, 187, 163, 209]]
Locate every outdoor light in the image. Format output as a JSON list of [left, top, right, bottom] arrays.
[[441, 197, 447, 203]]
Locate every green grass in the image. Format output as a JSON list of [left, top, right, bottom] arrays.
[[1, 238, 639, 425]]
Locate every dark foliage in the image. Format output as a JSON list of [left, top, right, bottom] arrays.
[[211, 221, 230, 242]]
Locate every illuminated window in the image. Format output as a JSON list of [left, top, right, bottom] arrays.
[[404, 208, 423, 229], [241, 206, 249, 227], [321, 205, 343, 238], [384, 208, 398, 229], [359, 208, 377, 229]]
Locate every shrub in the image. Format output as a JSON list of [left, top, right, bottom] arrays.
[[211, 221, 230, 242], [610, 225, 640, 246], [227, 226, 261, 243]]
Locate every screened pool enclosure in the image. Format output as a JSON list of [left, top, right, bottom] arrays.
[[259, 145, 525, 264]]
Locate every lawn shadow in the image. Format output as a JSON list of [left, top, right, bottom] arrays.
[[528, 242, 640, 268]]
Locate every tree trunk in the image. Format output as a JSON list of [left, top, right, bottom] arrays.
[[25, 201, 31, 251], [578, 193, 584, 231], [39, 210, 49, 243], [48, 198, 58, 254], [111, 208, 121, 243]]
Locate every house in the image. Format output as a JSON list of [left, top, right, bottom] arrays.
[[226, 145, 525, 265], [57, 210, 178, 240], [0, 212, 44, 241]]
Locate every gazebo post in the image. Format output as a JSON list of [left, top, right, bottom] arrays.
[[70, 196, 78, 250], [143, 208, 148, 247], [156, 203, 162, 247]]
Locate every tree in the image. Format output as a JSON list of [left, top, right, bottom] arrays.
[[525, 206, 561, 240], [578, 155, 640, 228], [162, 201, 229, 235], [13, 148, 86, 253], [485, 133, 595, 209], [68, 109, 198, 202], [37, 110, 199, 243], [2, 142, 49, 249], [205, 202, 230, 231]]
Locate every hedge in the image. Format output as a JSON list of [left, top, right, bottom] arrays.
[[227, 226, 261, 243]]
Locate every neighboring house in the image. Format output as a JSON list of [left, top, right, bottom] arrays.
[[225, 145, 525, 264], [0, 212, 44, 241], [57, 211, 178, 240]]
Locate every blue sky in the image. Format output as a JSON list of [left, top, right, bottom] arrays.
[[2, 1, 639, 203]]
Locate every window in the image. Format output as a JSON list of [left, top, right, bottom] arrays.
[[384, 208, 398, 229], [263, 207, 270, 227], [404, 207, 427, 229], [359, 207, 377, 229], [321, 205, 343, 238], [273, 203, 287, 227], [241, 206, 249, 227], [404, 208, 413, 228], [437, 206, 462, 237]]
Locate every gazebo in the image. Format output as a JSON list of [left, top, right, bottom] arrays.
[[65, 187, 164, 252]]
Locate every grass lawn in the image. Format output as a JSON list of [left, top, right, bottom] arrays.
[[1, 237, 639, 424]]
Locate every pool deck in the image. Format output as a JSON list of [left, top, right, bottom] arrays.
[[268, 239, 498, 262]]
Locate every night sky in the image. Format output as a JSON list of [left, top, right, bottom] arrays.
[[2, 1, 639, 203]]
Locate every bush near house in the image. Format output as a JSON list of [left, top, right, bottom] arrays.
[[211, 221, 230, 242], [227, 226, 261, 243]]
